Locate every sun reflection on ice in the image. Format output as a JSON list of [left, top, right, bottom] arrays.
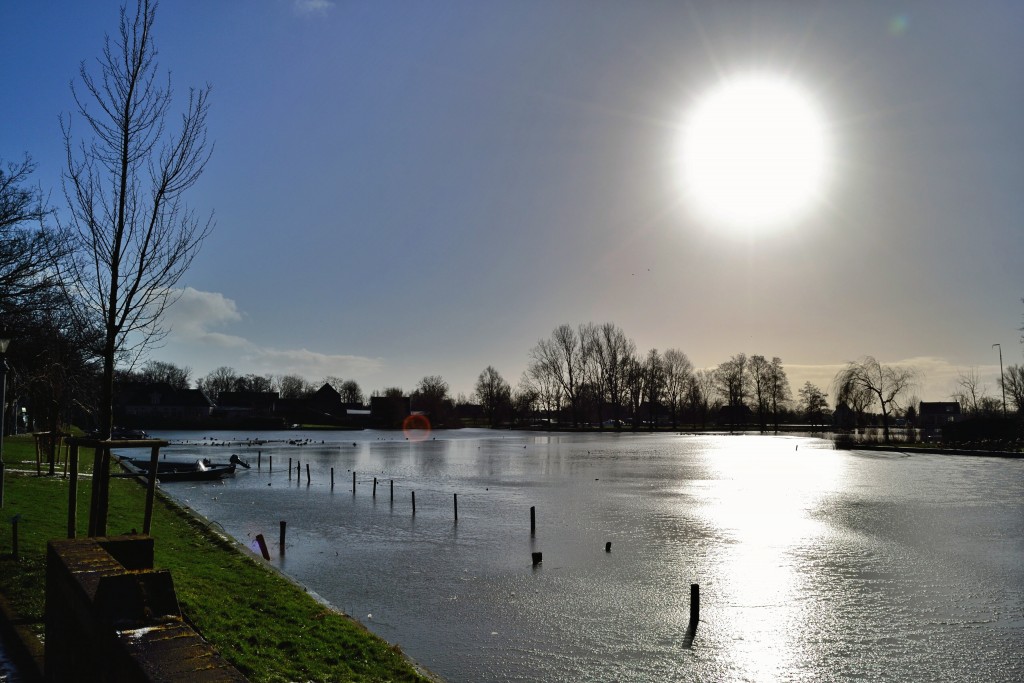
[[696, 438, 845, 679]]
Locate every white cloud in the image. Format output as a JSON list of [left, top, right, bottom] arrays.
[[292, 0, 334, 15], [162, 287, 382, 380]]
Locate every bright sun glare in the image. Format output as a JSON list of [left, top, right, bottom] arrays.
[[680, 73, 832, 233]]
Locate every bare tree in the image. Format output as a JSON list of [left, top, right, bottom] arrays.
[[643, 349, 665, 430], [662, 348, 693, 429], [59, 0, 213, 438], [951, 367, 989, 415], [1001, 365, 1024, 414], [585, 322, 634, 429], [798, 381, 829, 428], [715, 353, 749, 430], [412, 375, 452, 424], [277, 374, 312, 400], [136, 359, 191, 389], [687, 368, 718, 430], [767, 356, 791, 432], [1, 155, 63, 318], [196, 366, 237, 403], [833, 356, 916, 443], [339, 379, 364, 405], [749, 354, 772, 432], [475, 365, 511, 427], [528, 324, 588, 427]]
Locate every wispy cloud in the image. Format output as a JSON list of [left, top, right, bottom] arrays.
[[163, 287, 382, 379], [292, 0, 335, 15]]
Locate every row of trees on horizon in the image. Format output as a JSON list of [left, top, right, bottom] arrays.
[[1, 1, 1023, 443]]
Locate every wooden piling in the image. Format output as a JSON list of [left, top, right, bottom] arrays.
[[531, 551, 542, 566], [67, 444, 79, 538], [142, 445, 160, 534], [258, 452, 261, 470], [352, 471, 356, 493], [306, 463, 310, 485], [330, 467, 334, 489], [530, 506, 536, 536], [288, 458, 292, 481], [683, 583, 700, 648], [605, 542, 612, 553], [390, 480, 394, 503], [279, 520, 287, 556], [254, 534, 270, 561], [373, 477, 377, 497], [412, 491, 416, 515], [454, 493, 458, 521], [269, 455, 273, 473]]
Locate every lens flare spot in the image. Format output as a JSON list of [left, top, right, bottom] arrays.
[[402, 414, 432, 442]]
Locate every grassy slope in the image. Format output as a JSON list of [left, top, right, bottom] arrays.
[[0, 435, 433, 683]]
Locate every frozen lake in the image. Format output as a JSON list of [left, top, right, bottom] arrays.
[[147, 429, 1024, 682]]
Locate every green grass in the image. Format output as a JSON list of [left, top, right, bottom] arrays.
[[0, 435, 435, 682]]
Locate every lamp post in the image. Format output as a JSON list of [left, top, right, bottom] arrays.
[[0, 335, 10, 507], [993, 343, 1007, 417]]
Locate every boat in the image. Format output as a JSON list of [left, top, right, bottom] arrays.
[[119, 454, 249, 482]]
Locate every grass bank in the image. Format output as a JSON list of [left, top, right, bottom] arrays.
[[0, 435, 436, 682]]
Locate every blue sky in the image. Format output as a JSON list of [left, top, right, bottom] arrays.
[[3, 1, 1022, 401]]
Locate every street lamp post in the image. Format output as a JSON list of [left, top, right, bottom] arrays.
[[993, 343, 1007, 417], [0, 336, 10, 508]]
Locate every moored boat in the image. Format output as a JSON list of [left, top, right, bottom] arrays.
[[119, 456, 239, 482]]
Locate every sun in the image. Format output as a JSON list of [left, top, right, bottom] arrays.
[[679, 73, 832, 233]]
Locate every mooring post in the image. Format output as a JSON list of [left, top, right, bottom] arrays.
[[269, 455, 273, 473], [257, 451, 261, 470], [532, 551, 542, 566], [254, 534, 270, 561], [373, 477, 377, 497], [605, 542, 612, 552], [330, 467, 334, 489], [296, 460, 301, 484], [390, 479, 394, 503], [11, 514, 19, 560], [67, 443, 79, 538], [412, 490, 416, 515], [306, 463, 310, 485], [530, 506, 536, 536], [454, 493, 458, 521], [288, 458, 292, 481], [690, 583, 700, 625], [142, 445, 160, 535], [279, 520, 287, 556], [352, 471, 356, 493], [683, 583, 700, 648]]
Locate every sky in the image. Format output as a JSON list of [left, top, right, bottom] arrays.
[[2, 1, 1022, 403]]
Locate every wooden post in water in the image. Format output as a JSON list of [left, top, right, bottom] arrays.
[[683, 583, 700, 648], [531, 551, 542, 566], [330, 467, 334, 489], [530, 506, 536, 536], [373, 477, 377, 497], [142, 445, 160, 534], [254, 534, 270, 561], [454, 493, 458, 521], [67, 443, 79, 538], [412, 491, 416, 515], [306, 463, 310, 485], [279, 520, 287, 556], [605, 542, 612, 553], [269, 455, 273, 473], [390, 480, 394, 503], [257, 451, 261, 470], [352, 471, 356, 493], [296, 460, 300, 484], [288, 458, 292, 481]]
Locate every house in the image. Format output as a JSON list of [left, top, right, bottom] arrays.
[[918, 401, 962, 430], [114, 382, 213, 426]]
